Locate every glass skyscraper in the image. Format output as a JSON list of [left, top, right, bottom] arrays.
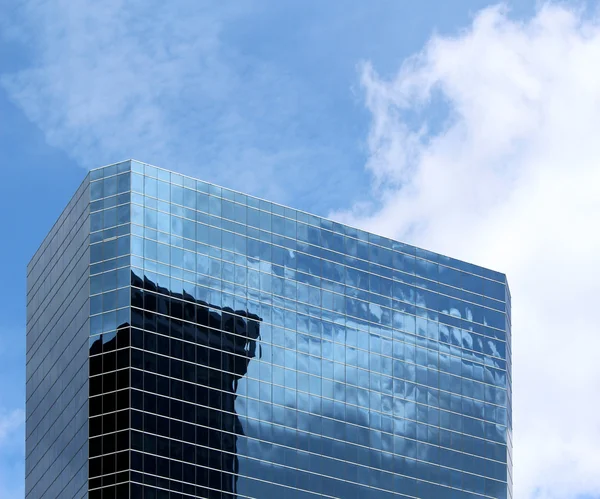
[[26, 160, 512, 499]]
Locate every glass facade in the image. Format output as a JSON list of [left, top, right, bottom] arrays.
[[26, 176, 91, 498], [28, 159, 512, 499]]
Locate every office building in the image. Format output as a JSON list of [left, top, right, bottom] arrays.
[[26, 160, 512, 498]]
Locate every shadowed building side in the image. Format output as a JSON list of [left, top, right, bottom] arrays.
[[88, 271, 261, 498]]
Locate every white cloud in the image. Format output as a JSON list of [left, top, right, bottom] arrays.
[[2, 0, 227, 161], [334, 4, 600, 498], [4, 1, 600, 498], [0, 0, 330, 204]]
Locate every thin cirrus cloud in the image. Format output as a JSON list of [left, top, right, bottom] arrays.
[[332, 4, 600, 499], [1, 0, 357, 209]]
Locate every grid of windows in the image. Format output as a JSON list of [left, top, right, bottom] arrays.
[[28, 158, 511, 499], [88, 160, 512, 499], [26, 176, 91, 499]]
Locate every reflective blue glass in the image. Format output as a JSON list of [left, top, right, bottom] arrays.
[[27, 160, 511, 499]]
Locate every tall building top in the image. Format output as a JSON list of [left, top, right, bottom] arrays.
[[27, 157, 512, 499], [87, 158, 507, 285]]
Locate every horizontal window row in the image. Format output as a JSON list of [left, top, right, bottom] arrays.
[[128, 233, 506, 327], [91, 307, 130, 336], [195, 348, 497, 415], [89, 256, 130, 277], [90, 409, 130, 436], [90, 221, 132, 245], [89, 227, 506, 340], [89, 472, 235, 499], [87, 471, 129, 498], [96, 382, 507, 469], [89, 164, 503, 287], [122, 364, 507, 445], [90, 430, 129, 457], [127, 468, 269, 499], [90, 266, 131, 294], [88, 197, 506, 307], [90, 388, 130, 416], [90, 322, 506, 405], [122, 334, 508, 415], [88, 369, 506, 463], [125, 464, 507, 499], [89, 161, 130, 180], [131, 479, 221, 499], [90, 347, 507, 432], [133, 199, 504, 297], [88, 377, 506, 468], [123, 205, 506, 306], [139, 255, 505, 344], [89, 365, 130, 395], [126, 162, 504, 284], [89, 450, 129, 478], [130, 419, 508, 488], [90, 318, 507, 402], [125, 283, 508, 371], [128, 480, 230, 499], [131, 365, 506, 439], [89, 345, 507, 441], [87, 250, 506, 355], [87, 267, 506, 374], [90, 172, 130, 200], [91, 204, 130, 233], [91, 235, 130, 264], [124, 208, 506, 308], [126, 447, 506, 499], [125, 297, 508, 384], [92, 228, 505, 329], [91, 390, 508, 477], [90, 287, 130, 315], [90, 346, 128, 375], [93, 321, 506, 408], [90, 372, 505, 465], [127, 273, 507, 369]]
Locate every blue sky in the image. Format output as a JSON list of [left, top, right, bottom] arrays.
[[2, 1, 600, 498]]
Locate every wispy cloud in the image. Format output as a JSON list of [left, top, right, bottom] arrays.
[[1, 1, 253, 170], [0, 0, 368, 210], [334, 4, 600, 498]]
